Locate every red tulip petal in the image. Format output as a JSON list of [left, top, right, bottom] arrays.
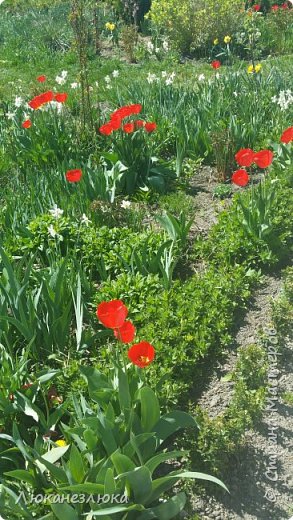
[[97, 300, 128, 329]]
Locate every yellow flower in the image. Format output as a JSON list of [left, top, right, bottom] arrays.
[[105, 22, 115, 31], [224, 35, 231, 44], [55, 439, 67, 447], [213, 38, 219, 45], [247, 63, 262, 74]]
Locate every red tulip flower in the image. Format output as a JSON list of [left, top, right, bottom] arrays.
[[114, 320, 136, 344], [271, 4, 279, 10], [281, 2, 289, 8], [28, 90, 54, 110], [109, 116, 121, 131], [135, 120, 145, 128], [99, 123, 114, 135], [235, 148, 255, 167], [280, 126, 293, 144], [22, 119, 32, 129], [54, 93, 68, 103], [253, 4, 261, 11], [111, 104, 142, 122], [123, 122, 135, 133], [144, 122, 157, 133], [253, 150, 274, 168], [66, 169, 82, 182], [211, 60, 221, 69], [128, 341, 155, 368], [231, 169, 250, 187], [97, 300, 128, 329], [37, 75, 46, 83]]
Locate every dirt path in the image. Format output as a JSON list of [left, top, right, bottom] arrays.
[[190, 274, 293, 520]]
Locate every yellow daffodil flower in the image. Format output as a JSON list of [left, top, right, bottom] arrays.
[[213, 38, 219, 45], [105, 22, 115, 31], [247, 63, 262, 74], [55, 439, 67, 447], [224, 35, 231, 44]]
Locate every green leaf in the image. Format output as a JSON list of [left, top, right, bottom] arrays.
[[36, 445, 70, 473], [145, 450, 187, 475], [59, 483, 104, 494], [4, 469, 36, 487], [85, 504, 145, 517], [153, 411, 198, 446], [111, 452, 136, 475], [139, 387, 160, 433], [51, 502, 79, 520], [118, 367, 131, 411], [104, 468, 116, 495], [138, 491, 186, 519], [69, 443, 85, 483], [122, 466, 152, 504]]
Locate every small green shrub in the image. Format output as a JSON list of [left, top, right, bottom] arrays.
[[272, 266, 293, 338], [195, 344, 268, 471]]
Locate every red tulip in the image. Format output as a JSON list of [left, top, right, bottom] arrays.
[[281, 2, 289, 8], [22, 119, 32, 129], [37, 75, 46, 83], [280, 126, 293, 144], [97, 300, 128, 329], [66, 169, 82, 182], [99, 123, 114, 135], [211, 60, 221, 69], [271, 4, 279, 10], [28, 90, 54, 110], [235, 148, 255, 167], [114, 320, 136, 343], [54, 93, 68, 103], [123, 122, 135, 133], [231, 169, 250, 186], [135, 120, 145, 128], [109, 116, 121, 131], [128, 341, 155, 368], [144, 122, 157, 133], [111, 104, 142, 122], [253, 4, 261, 11], [253, 150, 274, 168]]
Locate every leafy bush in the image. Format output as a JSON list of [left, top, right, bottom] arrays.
[[148, 0, 243, 56], [197, 172, 293, 269], [272, 266, 293, 338], [195, 344, 268, 470]]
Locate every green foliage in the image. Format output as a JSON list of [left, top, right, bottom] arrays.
[[0, 361, 227, 518], [197, 171, 293, 269], [148, 0, 243, 56], [195, 344, 268, 470], [272, 266, 293, 338]]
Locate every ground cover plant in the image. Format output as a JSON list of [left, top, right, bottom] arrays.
[[0, 0, 292, 518]]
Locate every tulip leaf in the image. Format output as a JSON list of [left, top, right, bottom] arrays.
[[153, 411, 198, 445], [139, 387, 160, 433], [69, 443, 85, 483], [138, 491, 186, 520], [50, 502, 79, 520]]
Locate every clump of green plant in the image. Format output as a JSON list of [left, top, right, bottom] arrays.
[[198, 172, 293, 269], [0, 300, 227, 519], [272, 266, 293, 339], [120, 24, 138, 62], [195, 344, 268, 471], [213, 184, 232, 199]]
